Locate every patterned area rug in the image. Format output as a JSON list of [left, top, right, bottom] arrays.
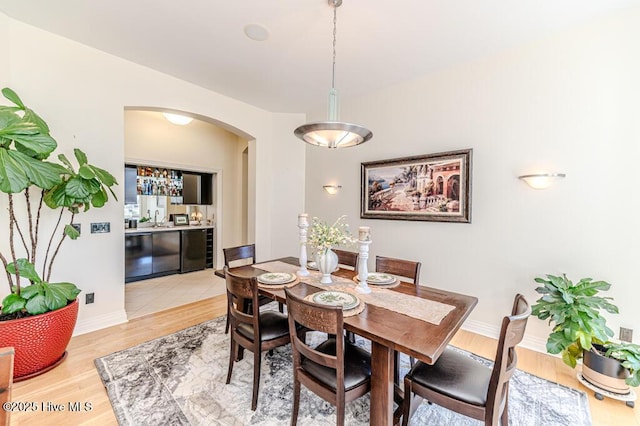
[[94, 314, 592, 425]]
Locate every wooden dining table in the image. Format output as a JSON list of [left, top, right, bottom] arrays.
[[228, 257, 478, 426]]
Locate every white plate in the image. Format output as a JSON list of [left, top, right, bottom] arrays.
[[366, 272, 396, 285], [257, 272, 296, 285], [312, 291, 359, 310]]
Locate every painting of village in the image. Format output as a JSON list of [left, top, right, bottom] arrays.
[[360, 150, 471, 222]]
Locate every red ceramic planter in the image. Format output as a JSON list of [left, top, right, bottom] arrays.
[[0, 299, 79, 381]]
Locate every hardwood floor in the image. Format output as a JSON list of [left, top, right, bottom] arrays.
[[9, 295, 640, 425]]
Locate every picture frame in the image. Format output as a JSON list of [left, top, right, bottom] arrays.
[[361, 149, 472, 223], [173, 213, 190, 226]]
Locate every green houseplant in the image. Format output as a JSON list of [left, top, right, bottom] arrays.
[[532, 274, 640, 389], [0, 87, 118, 379]]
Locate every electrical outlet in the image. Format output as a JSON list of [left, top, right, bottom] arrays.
[[620, 327, 633, 342], [85, 292, 95, 304], [91, 222, 111, 233], [71, 223, 81, 235]]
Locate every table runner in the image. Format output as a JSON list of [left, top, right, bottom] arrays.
[[254, 261, 455, 326]]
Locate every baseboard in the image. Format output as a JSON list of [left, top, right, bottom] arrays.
[[461, 319, 549, 355], [73, 309, 128, 336]]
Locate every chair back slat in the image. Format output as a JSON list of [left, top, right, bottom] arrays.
[[487, 294, 531, 416], [375, 256, 422, 285], [224, 267, 259, 329], [285, 289, 343, 371], [224, 244, 256, 268], [334, 249, 358, 270]]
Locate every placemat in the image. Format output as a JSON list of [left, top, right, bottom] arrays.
[[352, 274, 400, 289], [254, 260, 455, 325], [303, 293, 366, 317], [257, 276, 300, 290]]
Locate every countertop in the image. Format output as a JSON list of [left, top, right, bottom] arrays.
[[125, 224, 214, 234]]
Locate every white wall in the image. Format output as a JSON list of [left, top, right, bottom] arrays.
[[305, 8, 640, 352], [0, 13, 8, 82], [268, 113, 307, 261], [1, 16, 306, 334]]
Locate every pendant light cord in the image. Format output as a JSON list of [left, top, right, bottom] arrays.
[[332, 1, 337, 91], [293, 0, 373, 148]]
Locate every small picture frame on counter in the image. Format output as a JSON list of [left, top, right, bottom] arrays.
[[173, 214, 189, 226]]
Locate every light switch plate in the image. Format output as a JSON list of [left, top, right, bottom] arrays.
[[620, 327, 633, 342], [91, 222, 110, 233]]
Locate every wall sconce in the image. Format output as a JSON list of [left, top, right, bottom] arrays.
[[323, 185, 342, 195], [518, 173, 566, 189], [163, 112, 193, 125]]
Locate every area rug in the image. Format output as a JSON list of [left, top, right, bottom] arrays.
[[94, 314, 592, 425]]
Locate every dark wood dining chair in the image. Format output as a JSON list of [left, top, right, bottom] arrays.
[[333, 249, 358, 270], [401, 294, 531, 426], [375, 255, 422, 384], [224, 267, 291, 411], [223, 244, 282, 333], [285, 288, 371, 426], [375, 255, 421, 285], [224, 244, 257, 269], [0, 347, 14, 426]]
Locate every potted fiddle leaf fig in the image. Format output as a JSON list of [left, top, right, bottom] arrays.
[[0, 87, 118, 380], [532, 274, 640, 395]]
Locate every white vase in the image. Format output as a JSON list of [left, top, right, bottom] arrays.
[[316, 248, 338, 284]]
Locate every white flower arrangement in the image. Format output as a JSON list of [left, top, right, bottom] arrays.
[[308, 215, 356, 253]]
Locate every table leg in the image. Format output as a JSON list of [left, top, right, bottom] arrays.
[[370, 341, 394, 426]]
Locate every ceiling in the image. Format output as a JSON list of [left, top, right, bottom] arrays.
[[1, 0, 638, 114]]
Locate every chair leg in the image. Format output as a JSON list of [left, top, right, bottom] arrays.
[[394, 350, 401, 385], [226, 339, 236, 384], [500, 387, 509, 426], [336, 399, 345, 426], [291, 377, 301, 426], [251, 349, 261, 410], [402, 379, 412, 426], [346, 331, 356, 344], [225, 308, 230, 334]]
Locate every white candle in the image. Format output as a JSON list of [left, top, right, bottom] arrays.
[[298, 213, 309, 227], [359, 226, 370, 241]]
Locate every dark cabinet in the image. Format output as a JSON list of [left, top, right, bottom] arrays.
[[181, 229, 207, 272], [200, 173, 213, 205], [125, 233, 152, 281], [152, 231, 181, 274], [124, 165, 138, 204], [126, 227, 213, 282], [182, 172, 213, 205], [205, 228, 214, 269]]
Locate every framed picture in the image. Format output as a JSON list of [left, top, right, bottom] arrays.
[[361, 149, 472, 223], [173, 214, 189, 226]]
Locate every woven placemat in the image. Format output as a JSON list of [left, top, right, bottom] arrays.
[[303, 293, 366, 317], [257, 276, 300, 290], [352, 275, 400, 289]]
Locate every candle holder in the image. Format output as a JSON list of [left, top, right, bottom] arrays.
[[297, 214, 310, 276], [356, 239, 372, 294]]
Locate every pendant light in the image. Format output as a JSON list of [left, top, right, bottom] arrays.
[[294, 0, 373, 148]]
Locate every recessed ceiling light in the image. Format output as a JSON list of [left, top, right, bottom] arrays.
[[244, 24, 269, 42], [163, 112, 193, 125]]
